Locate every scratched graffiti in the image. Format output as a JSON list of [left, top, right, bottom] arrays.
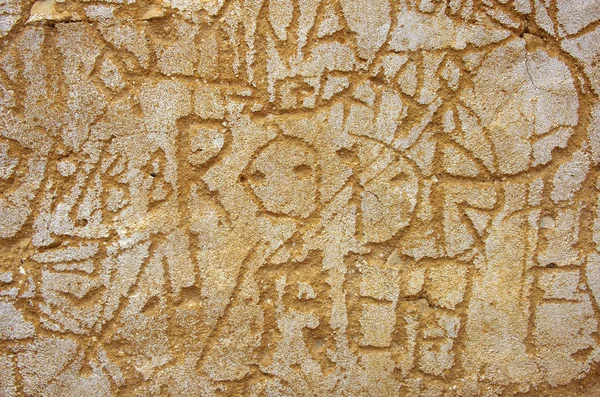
[[1, 0, 600, 395]]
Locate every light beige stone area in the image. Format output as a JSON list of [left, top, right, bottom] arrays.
[[1, 0, 600, 395]]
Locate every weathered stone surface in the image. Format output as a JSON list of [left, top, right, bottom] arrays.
[[1, 1, 600, 396]]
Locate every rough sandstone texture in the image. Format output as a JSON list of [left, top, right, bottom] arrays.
[[1, 0, 600, 396]]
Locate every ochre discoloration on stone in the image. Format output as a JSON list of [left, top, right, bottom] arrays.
[[1, 0, 600, 396]]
